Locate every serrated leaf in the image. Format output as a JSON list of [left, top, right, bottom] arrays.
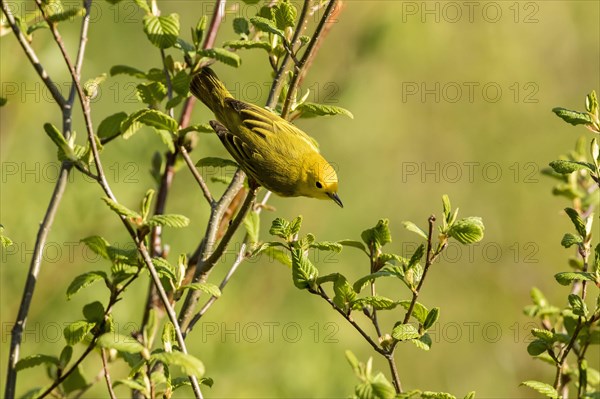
[[233, 17, 250, 35], [554, 271, 597, 285], [408, 244, 425, 269], [80, 236, 111, 260], [392, 323, 420, 341], [351, 296, 397, 310], [269, 217, 291, 239], [198, 47, 241, 67], [564, 208, 587, 237], [531, 328, 554, 343], [333, 275, 356, 310], [243, 211, 260, 244], [223, 39, 272, 51], [530, 287, 548, 307], [568, 294, 588, 316], [102, 197, 141, 220], [361, 219, 392, 250], [152, 257, 176, 282], [47, 7, 85, 23], [291, 247, 318, 289], [250, 16, 285, 37], [66, 271, 107, 299], [151, 352, 205, 378], [527, 339, 549, 356], [110, 65, 147, 78], [171, 70, 191, 97], [411, 333, 432, 351], [263, 246, 292, 267], [97, 333, 144, 354], [520, 381, 559, 398], [402, 221, 428, 239], [114, 378, 148, 394], [63, 320, 94, 345], [310, 241, 342, 253], [273, 0, 297, 30], [423, 307, 440, 330], [83, 301, 105, 323], [337, 239, 367, 253], [15, 354, 59, 371], [196, 157, 239, 168], [289, 216, 303, 236], [398, 300, 429, 324], [447, 217, 484, 244], [422, 392, 456, 399], [97, 112, 127, 139], [146, 214, 189, 228], [180, 282, 222, 297], [552, 107, 594, 126], [179, 124, 214, 135], [162, 321, 176, 352], [353, 266, 404, 294], [136, 81, 167, 106], [296, 102, 353, 119], [83, 73, 106, 98], [143, 14, 180, 49], [561, 233, 583, 248], [549, 160, 595, 174]]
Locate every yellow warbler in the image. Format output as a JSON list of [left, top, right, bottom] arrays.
[[189, 67, 343, 208]]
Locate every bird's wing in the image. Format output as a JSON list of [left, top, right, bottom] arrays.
[[209, 120, 263, 180], [224, 98, 320, 153]]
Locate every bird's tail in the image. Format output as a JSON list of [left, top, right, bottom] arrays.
[[189, 67, 232, 118]]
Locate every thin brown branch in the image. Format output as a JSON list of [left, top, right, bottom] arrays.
[[203, 0, 226, 49], [180, 146, 214, 204], [281, 0, 340, 117], [101, 349, 117, 399], [385, 352, 402, 394], [0, 1, 66, 107]]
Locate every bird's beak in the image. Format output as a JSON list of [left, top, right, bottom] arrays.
[[328, 192, 343, 208]]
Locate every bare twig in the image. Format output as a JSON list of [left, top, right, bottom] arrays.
[[101, 349, 117, 399], [180, 146, 214, 204], [204, 0, 226, 49], [281, 0, 340, 117], [385, 352, 402, 393]]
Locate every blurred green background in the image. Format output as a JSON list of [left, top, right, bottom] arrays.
[[1, 0, 599, 397]]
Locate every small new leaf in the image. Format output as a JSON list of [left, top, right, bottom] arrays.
[[102, 197, 141, 220], [143, 14, 180, 49], [447, 217, 484, 244], [552, 107, 594, 126], [408, 244, 425, 269], [423, 307, 440, 330], [568, 294, 588, 317], [351, 296, 397, 310], [392, 323, 420, 341], [561, 233, 583, 248], [97, 112, 127, 139], [291, 247, 318, 289], [195, 157, 238, 168], [243, 211, 260, 244], [549, 160, 595, 174], [146, 214, 190, 228], [563, 208, 587, 237], [249, 16, 285, 37], [223, 40, 272, 51], [97, 333, 145, 354], [273, 0, 297, 30], [66, 271, 108, 299], [333, 275, 356, 310], [402, 221, 428, 240], [198, 48, 241, 67], [180, 282, 222, 298], [151, 352, 205, 379], [520, 381, 559, 399], [554, 271, 597, 286], [233, 17, 250, 35], [63, 320, 94, 345], [361, 219, 392, 250], [15, 355, 59, 371], [80, 236, 110, 260], [296, 102, 353, 119], [110, 65, 147, 78], [398, 300, 429, 324]]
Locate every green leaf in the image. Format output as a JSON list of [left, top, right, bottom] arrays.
[[83, 73, 106, 98], [114, 378, 148, 394], [361, 219, 392, 250], [151, 352, 205, 378], [102, 197, 141, 220], [195, 157, 239, 168], [273, 0, 297, 30], [47, 7, 85, 23], [152, 257, 177, 283], [530, 287, 548, 307], [63, 320, 94, 345], [249, 16, 285, 37], [110, 65, 147, 78], [180, 282, 222, 297], [561, 233, 583, 248], [233, 17, 250, 35], [198, 48, 241, 67], [527, 339, 549, 356], [59, 345, 73, 368], [353, 266, 404, 293], [564, 208, 587, 237], [263, 246, 292, 267], [171, 70, 191, 97], [143, 14, 180, 49], [62, 365, 88, 394], [422, 392, 456, 399], [180, 124, 214, 135], [351, 296, 397, 310], [161, 321, 176, 352], [44, 123, 76, 160], [289, 216, 303, 236], [15, 354, 59, 371], [97, 333, 145, 354], [337, 239, 367, 253], [83, 301, 105, 323], [141, 189, 155, 220], [423, 307, 440, 330], [310, 241, 343, 253], [66, 271, 108, 299], [398, 300, 429, 324], [296, 102, 354, 119], [554, 271, 597, 285], [552, 107, 594, 126], [549, 160, 595, 174], [223, 40, 272, 51], [136, 81, 167, 106], [520, 381, 559, 398], [291, 247, 318, 289], [463, 392, 476, 399], [80, 236, 111, 260], [269, 217, 291, 240], [146, 214, 190, 228], [447, 217, 485, 244], [568, 294, 588, 316], [243, 211, 260, 244], [333, 275, 356, 310], [411, 333, 432, 351], [586, 90, 599, 114], [97, 112, 127, 139], [391, 323, 420, 341], [408, 244, 425, 269], [402, 221, 428, 240]]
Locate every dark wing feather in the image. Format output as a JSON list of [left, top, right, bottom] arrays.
[[209, 120, 262, 179]]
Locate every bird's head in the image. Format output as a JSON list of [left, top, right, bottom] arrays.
[[303, 157, 343, 208]]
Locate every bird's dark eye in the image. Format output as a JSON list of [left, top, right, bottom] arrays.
[[315, 181, 323, 189]]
